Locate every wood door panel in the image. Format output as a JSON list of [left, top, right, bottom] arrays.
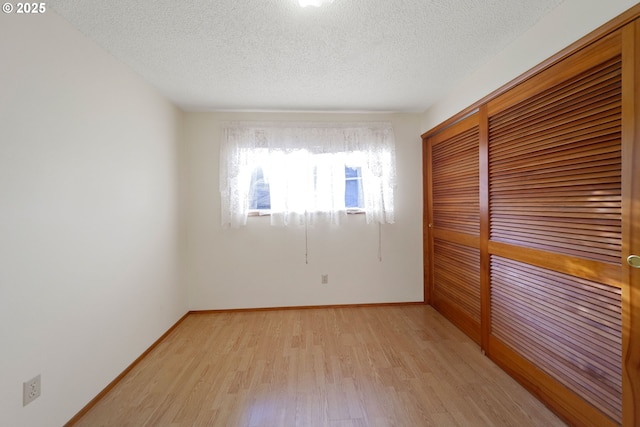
[[489, 55, 622, 265], [432, 126, 480, 236], [491, 255, 622, 422], [427, 117, 481, 342], [433, 239, 481, 325], [486, 35, 624, 425]]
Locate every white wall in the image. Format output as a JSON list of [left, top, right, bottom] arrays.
[[185, 112, 423, 310], [0, 11, 187, 427], [421, 0, 640, 133]]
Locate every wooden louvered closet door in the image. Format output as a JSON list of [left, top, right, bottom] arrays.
[[423, 9, 640, 426], [425, 114, 481, 343], [485, 31, 624, 426]]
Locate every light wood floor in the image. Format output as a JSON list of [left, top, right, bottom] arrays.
[[72, 305, 566, 426]]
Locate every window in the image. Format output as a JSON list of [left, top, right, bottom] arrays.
[[220, 122, 396, 228], [249, 165, 364, 212]]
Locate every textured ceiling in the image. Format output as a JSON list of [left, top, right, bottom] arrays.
[[49, 0, 565, 112]]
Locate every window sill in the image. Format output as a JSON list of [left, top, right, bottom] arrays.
[[247, 209, 365, 217]]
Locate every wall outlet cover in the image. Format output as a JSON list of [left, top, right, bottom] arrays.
[[23, 374, 41, 406]]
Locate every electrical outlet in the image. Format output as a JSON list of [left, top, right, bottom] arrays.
[[321, 274, 329, 284], [23, 375, 41, 406]]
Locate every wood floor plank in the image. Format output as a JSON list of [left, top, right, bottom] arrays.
[[70, 306, 566, 426]]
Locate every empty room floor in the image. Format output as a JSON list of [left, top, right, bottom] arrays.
[[71, 305, 566, 426]]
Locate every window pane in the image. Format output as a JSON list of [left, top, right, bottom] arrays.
[[345, 166, 360, 179], [345, 166, 363, 208], [249, 167, 270, 210]]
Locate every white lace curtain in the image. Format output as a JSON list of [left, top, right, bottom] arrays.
[[220, 121, 396, 228]]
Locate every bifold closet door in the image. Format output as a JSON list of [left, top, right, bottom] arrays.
[[425, 115, 481, 343], [486, 30, 624, 426]]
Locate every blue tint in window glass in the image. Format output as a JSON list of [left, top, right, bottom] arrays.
[[345, 166, 359, 179], [249, 167, 270, 209], [345, 166, 363, 208]]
